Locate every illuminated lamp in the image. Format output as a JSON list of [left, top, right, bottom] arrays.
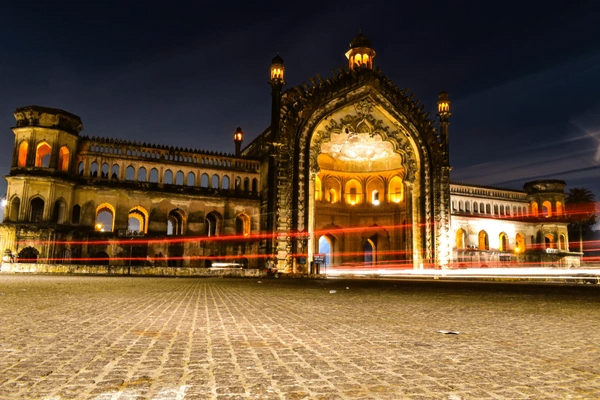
[[270, 54, 285, 82]]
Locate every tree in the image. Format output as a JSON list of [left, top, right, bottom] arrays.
[[565, 188, 597, 254]]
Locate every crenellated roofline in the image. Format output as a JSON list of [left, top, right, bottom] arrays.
[[79, 135, 238, 158]]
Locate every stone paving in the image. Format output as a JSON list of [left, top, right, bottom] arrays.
[[0, 275, 599, 399]]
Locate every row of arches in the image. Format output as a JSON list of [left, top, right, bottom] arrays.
[[88, 144, 258, 170], [93, 203, 251, 237], [452, 200, 528, 217], [316, 175, 404, 205], [452, 199, 564, 218], [79, 162, 258, 191], [17, 140, 71, 171], [455, 229, 567, 252], [530, 201, 563, 217], [5, 195, 252, 238]]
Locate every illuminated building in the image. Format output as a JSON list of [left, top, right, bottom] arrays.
[[0, 33, 579, 272]]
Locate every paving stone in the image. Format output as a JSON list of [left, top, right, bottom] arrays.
[[0, 275, 599, 399]]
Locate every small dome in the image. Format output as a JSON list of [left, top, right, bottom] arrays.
[[272, 53, 284, 65], [349, 31, 372, 49]]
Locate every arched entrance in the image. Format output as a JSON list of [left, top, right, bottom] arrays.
[[18, 247, 39, 263], [305, 99, 427, 270], [318, 235, 332, 267]]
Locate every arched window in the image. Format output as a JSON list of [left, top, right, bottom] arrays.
[[167, 209, 185, 235], [235, 177, 241, 190], [559, 234, 567, 250], [388, 176, 404, 204], [235, 213, 251, 237], [221, 175, 229, 189], [126, 166, 135, 180], [35, 142, 51, 167], [456, 229, 466, 249], [72, 204, 81, 224], [465, 202, 470, 212], [175, 171, 184, 185], [99, 163, 108, 178], [515, 233, 525, 253], [53, 198, 67, 224], [30, 197, 45, 222], [128, 206, 149, 233], [542, 201, 552, 217], [164, 169, 173, 184], [201, 173, 209, 188], [212, 174, 219, 189], [138, 167, 147, 182], [90, 162, 98, 177], [187, 172, 195, 186], [473, 202, 479, 213], [78, 162, 85, 176], [486, 204, 491, 214], [58, 146, 70, 171], [9, 196, 20, 221], [372, 190, 380, 205], [206, 211, 221, 237], [545, 233, 555, 249], [244, 177, 249, 191], [556, 201, 563, 216], [531, 202, 539, 217], [364, 237, 376, 265], [111, 164, 120, 179], [95, 203, 115, 232], [328, 188, 337, 203], [252, 178, 258, 193], [499, 232, 509, 251], [345, 179, 362, 205], [149, 168, 158, 183], [478, 230, 489, 250], [17, 141, 28, 167]]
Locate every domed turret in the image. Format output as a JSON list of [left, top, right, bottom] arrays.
[[345, 31, 376, 70]]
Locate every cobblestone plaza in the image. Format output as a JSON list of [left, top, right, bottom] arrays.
[[0, 275, 599, 399]]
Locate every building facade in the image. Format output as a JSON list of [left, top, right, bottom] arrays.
[[0, 33, 580, 272]]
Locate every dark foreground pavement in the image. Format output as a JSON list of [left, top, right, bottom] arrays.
[[0, 275, 599, 399]]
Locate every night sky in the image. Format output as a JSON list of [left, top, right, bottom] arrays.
[[1, 1, 599, 208]]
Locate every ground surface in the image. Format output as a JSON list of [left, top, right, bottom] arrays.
[[0, 275, 599, 399]]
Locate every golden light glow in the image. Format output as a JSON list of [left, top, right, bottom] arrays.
[[516, 233, 525, 253], [18, 141, 28, 167], [315, 176, 322, 201], [542, 200, 552, 217], [35, 142, 51, 167], [456, 229, 466, 249], [271, 66, 284, 80], [438, 102, 450, 113], [531, 202, 539, 217], [388, 176, 404, 203], [234, 127, 243, 142], [58, 146, 70, 171]]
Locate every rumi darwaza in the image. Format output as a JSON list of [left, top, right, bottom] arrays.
[[0, 33, 581, 273]]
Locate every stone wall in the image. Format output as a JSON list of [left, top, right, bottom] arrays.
[[0, 263, 266, 277]]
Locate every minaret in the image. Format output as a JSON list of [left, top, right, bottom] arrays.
[[233, 127, 243, 156], [345, 31, 376, 70], [437, 91, 451, 164], [265, 54, 285, 258], [269, 54, 285, 142]]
